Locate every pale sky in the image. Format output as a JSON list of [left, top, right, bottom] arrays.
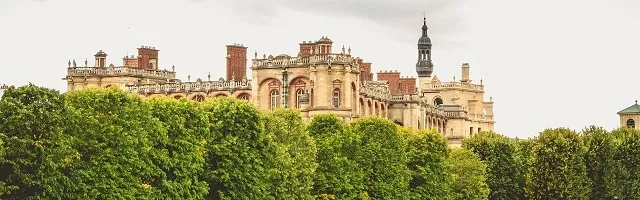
[[1, 0, 639, 138]]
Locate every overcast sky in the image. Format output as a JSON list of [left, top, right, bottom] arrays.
[[1, 0, 639, 138]]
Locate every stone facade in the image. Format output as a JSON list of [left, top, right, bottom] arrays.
[[62, 19, 496, 146]]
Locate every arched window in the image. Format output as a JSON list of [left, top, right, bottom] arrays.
[[270, 90, 279, 110], [296, 89, 304, 108], [434, 97, 443, 106], [627, 119, 636, 128], [238, 93, 249, 101], [332, 89, 340, 108], [192, 95, 205, 102]]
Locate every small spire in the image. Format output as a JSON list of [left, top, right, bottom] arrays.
[[208, 72, 211, 81], [254, 50, 257, 59], [636, 100, 638, 104], [172, 65, 175, 72]]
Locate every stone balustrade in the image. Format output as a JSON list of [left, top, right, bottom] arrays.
[[67, 67, 176, 80], [0, 84, 8, 90], [430, 81, 484, 91], [468, 114, 494, 121], [253, 53, 355, 68], [126, 79, 252, 94], [360, 82, 391, 101]]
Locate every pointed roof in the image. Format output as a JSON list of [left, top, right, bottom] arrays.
[[618, 100, 640, 114]]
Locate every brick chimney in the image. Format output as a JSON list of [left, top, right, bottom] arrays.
[[226, 43, 248, 80], [137, 46, 159, 70]]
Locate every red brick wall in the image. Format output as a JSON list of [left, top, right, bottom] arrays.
[[377, 71, 400, 94], [299, 43, 314, 57], [123, 58, 139, 68], [398, 77, 417, 94], [361, 62, 372, 82], [137, 47, 159, 70], [226, 45, 248, 80]]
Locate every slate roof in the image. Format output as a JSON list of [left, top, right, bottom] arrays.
[[618, 100, 640, 114]]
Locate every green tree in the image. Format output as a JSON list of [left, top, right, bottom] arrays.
[[308, 114, 366, 199], [582, 125, 619, 199], [350, 116, 411, 200], [147, 97, 209, 199], [200, 97, 276, 200], [63, 87, 167, 199], [0, 84, 74, 199], [263, 108, 317, 200], [611, 126, 640, 199], [513, 138, 534, 200], [526, 128, 591, 200], [463, 131, 522, 200], [448, 148, 489, 200], [400, 127, 451, 200]]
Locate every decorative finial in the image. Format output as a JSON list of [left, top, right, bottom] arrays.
[[188, 75, 191, 82], [208, 72, 211, 81], [263, 54, 266, 59], [490, 96, 493, 102], [84, 58, 88, 67], [68, 59, 71, 67], [72, 59, 77, 68], [254, 50, 257, 59], [172, 65, 175, 72], [348, 46, 351, 55], [636, 100, 638, 104]]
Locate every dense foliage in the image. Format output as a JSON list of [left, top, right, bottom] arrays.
[[0, 84, 73, 199], [448, 148, 489, 200], [611, 127, 640, 199], [582, 126, 619, 199], [308, 114, 366, 199], [350, 116, 411, 200], [263, 108, 317, 200], [400, 127, 451, 200], [463, 132, 522, 200], [526, 128, 591, 200], [2, 85, 640, 199], [200, 97, 276, 200]]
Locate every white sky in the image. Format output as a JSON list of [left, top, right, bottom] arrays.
[[1, 0, 639, 138]]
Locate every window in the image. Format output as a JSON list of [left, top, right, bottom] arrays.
[[238, 94, 249, 101], [270, 90, 279, 110], [478, 128, 482, 133], [296, 89, 304, 108], [470, 127, 474, 136], [434, 97, 443, 106], [332, 89, 340, 108], [192, 95, 205, 102], [627, 119, 636, 128]]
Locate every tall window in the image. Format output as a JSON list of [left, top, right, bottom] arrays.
[[296, 89, 304, 108], [627, 119, 636, 128], [270, 90, 279, 110], [332, 89, 340, 108]]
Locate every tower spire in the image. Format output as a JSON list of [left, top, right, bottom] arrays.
[[416, 15, 433, 77]]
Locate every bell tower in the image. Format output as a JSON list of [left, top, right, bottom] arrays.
[[416, 16, 434, 95]]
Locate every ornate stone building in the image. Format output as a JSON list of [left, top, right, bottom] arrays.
[[63, 18, 496, 146]]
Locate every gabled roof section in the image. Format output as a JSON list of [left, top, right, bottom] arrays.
[[618, 100, 640, 114]]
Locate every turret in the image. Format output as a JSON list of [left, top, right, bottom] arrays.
[[416, 16, 434, 96], [415, 17, 433, 77], [94, 50, 107, 68]]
